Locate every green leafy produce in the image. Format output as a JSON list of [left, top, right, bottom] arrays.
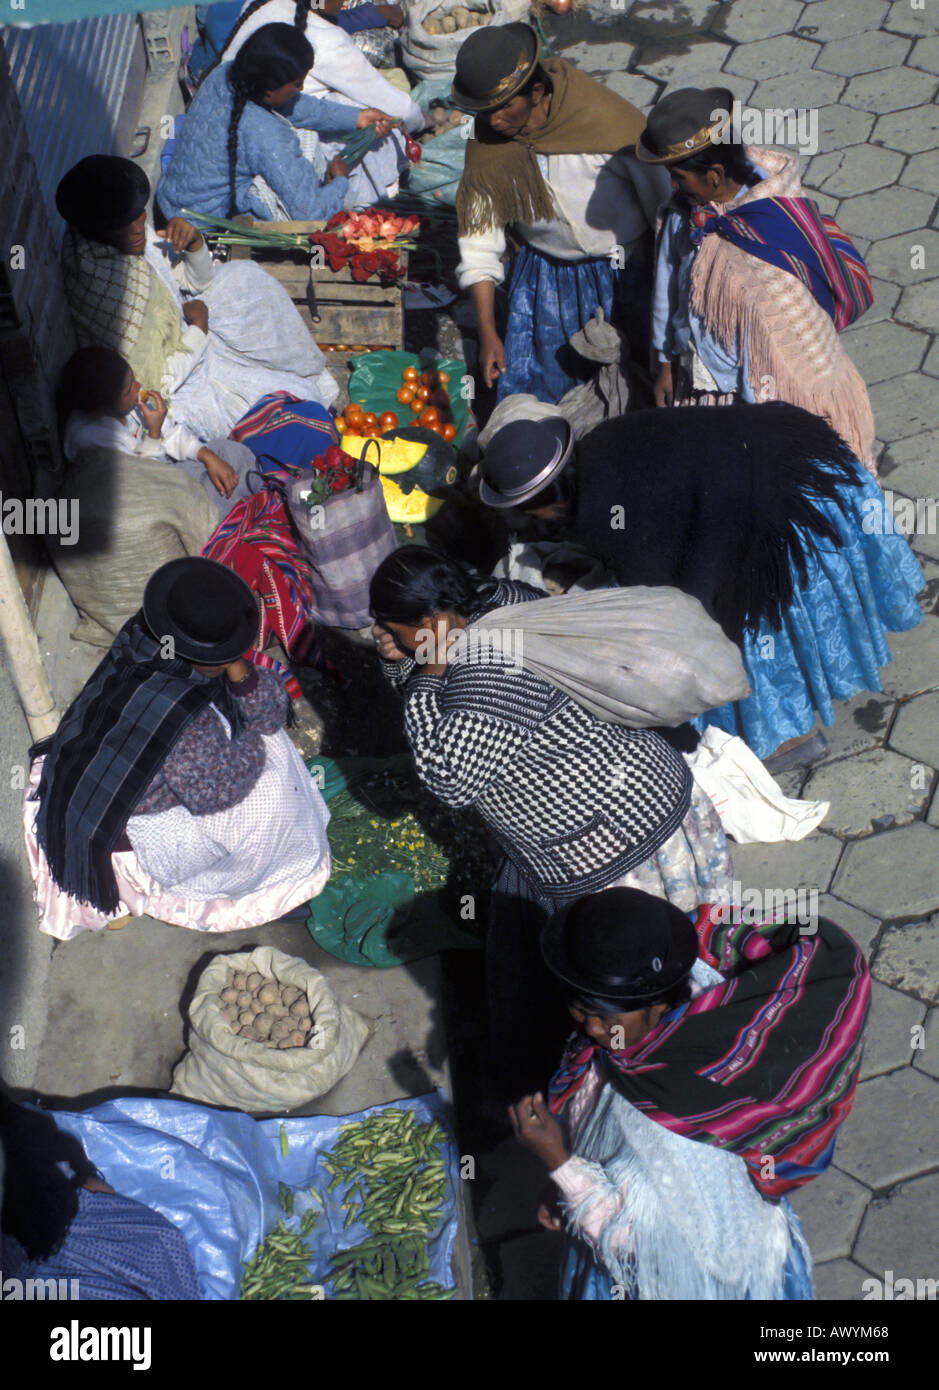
[[239, 1217, 320, 1301], [329, 1234, 454, 1300]]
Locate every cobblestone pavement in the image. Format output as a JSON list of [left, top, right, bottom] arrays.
[[522, 0, 938, 1301]]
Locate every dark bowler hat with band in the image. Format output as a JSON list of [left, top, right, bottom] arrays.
[[541, 887, 699, 1008], [56, 154, 151, 240], [477, 416, 574, 508], [451, 21, 541, 113], [635, 86, 735, 165], [143, 558, 260, 666]]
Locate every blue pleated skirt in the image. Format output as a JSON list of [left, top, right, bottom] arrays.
[[693, 463, 926, 759]]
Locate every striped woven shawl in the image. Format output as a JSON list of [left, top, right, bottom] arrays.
[[549, 907, 871, 1199]]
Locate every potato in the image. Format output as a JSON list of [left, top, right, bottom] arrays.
[[257, 982, 280, 1006], [220, 987, 240, 1004], [238, 1025, 258, 1041], [253, 1012, 274, 1039], [281, 985, 302, 1007], [296, 1015, 312, 1034], [236, 990, 252, 1009], [271, 1019, 293, 1041], [233, 972, 248, 992], [440, 14, 456, 31], [238, 1010, 255, 1028], [288, 1030, 307, 1048], [246, 972, 263, 994], [289, 998, 309, 1019], [266, 1002, 289, 1020]]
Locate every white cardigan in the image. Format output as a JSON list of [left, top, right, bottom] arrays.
[[225, 0, 424, 132], [456, 149, 671, 288]]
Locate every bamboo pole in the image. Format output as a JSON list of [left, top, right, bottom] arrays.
[[0, 531, 58, 740]]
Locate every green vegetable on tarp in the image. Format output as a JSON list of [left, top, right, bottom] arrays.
[[346, 351, 471, 449]]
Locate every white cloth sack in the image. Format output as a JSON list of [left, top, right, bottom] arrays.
[[172, 945, 369, 1113], [472, 587, 750, 727], [402, 0, 531, 81], [686, 725, 830, 843]]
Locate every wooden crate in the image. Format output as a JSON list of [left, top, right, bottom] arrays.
[[229, 218, 406, 350]]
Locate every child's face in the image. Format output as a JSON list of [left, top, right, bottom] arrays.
[[111, 368, 141, 418]]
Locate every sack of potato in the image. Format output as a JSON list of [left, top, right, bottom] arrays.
[[171, 946, 369, 1113], [402, 0, 531, 82]]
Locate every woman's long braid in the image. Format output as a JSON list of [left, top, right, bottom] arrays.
[[226, 80, 252, 218], [202, 0, 313, 82]]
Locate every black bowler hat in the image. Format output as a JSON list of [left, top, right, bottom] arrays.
[[143, 558, 260, 665], [451, 22, 540, 114], [541, 888, 699, 1007], [635, 86, 735, 165], [478, 417, 573, 508], [56, 155, 151, 239]]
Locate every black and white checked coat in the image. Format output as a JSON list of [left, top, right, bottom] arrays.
[[382, 581, 693, 904]]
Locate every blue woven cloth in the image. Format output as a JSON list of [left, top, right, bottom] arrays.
[[693, 463, 925, 758]]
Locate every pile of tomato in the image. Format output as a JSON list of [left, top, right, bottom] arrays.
[[335, 366, 457, 443]]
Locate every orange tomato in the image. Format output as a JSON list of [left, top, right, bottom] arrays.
[[418, 406, 440, 427], [333, 415, 346, 433], [415, 384, 431, 403], [420, 369, 436, 386], [442, 422, 457, 442], [345, 402, 364, 425], [361, 422, 378, 436], [437, 371, 450, 386], [396, 385, 415, 405], [408, 397, 422, 413], [363, 412, 378, 429], [402, 366, 419, 382], [379, 410, 399, 431]]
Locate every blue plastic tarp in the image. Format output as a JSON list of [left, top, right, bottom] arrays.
[[50, 1092, 459, 1300]]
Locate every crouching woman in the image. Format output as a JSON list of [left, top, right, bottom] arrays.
[[24, 558, 331, 937], [512, 887, 871, 1300]]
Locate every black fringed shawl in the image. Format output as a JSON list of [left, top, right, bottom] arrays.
[[570, 401, 863, 645], [30, 613, 244, 914]]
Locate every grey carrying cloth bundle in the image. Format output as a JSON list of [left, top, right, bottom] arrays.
[[284, 457, 396, 629], [470, 587, 750, 727]]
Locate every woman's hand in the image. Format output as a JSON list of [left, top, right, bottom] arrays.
[[508, 1092, 570, 1171], [155, 217, 204, 253], [199, 447, 239, 499], [225, 658, 251, 684], [326, 154, 350, 182], [479, 330, 506, 389], [183, 299, 209, 334], [358, 107, 395, 138], [654, 361, 674, 408], [372, 623, 408, 662], [138, 389, 168, 438]]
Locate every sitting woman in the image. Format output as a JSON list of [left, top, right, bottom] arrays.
[[217, 0, 425, 207], [59, 346, 251, 513], [640, 87, 876, 472], [24, 558, 331, 937], [511, 887, 869, 1300], [57, 156, 339, 444], [157, 23, 393, 223], [370, 546, 734, 1096]]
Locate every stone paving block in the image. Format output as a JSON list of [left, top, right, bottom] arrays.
[[711, 0, 804, 43], [889, 691, 939, 768], [803, 747, 930, 837], [871, 489, 939, 560], [804, 150, 844, 193], [817, 894, 882, 956], [749, 68, 843, 112], [789, 1167, 871, 1263], [839, 318, 929, 382], [814, 102, 876, 149], [881, 616, 939, 698], [815, 31, 910, 76], [860, 275, 901, 323], [930, 784, 939, 825], [869, 372, 939, 441], [812, 143, 904, 197], [879, 426, 939, 489], [884, 0, 938, 38], [854, 1173, 939, 1289], [601, 70, 659, 109], [625, 0, 720, 38], [792, 0, 888, 42], [909, 35, 939, 74], [844, 65, 938, 114], [729, 835, 843, 901], [838, 187, 936, 243], [912, 1007, 938, 1079], [925, 340, 939, 378], [556, 40, 636, 73], [867, 228, 939, 286], [873, 103, 939, 154], [635, 39, 733, 84], [832, 821, 939, 917], [895, 278, 939, 333], [913, 555, 939, 615], [834, 1070, 938, 1187], [811, 1258, 869, 1300], [860, 980, 926, 1079], [873, 915, 939, 1002], [723, 35, 821, 81], [822, 692, 896, 761]]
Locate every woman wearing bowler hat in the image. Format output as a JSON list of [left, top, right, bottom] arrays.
[[24, 557, 331, 937], [639, 87, 876, 473], [509, 886, 871, 1300], [452, 23, 670, 404]]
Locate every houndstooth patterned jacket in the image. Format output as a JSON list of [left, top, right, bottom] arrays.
[[383, 581, 692, 904]]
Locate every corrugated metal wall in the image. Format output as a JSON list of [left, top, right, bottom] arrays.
[[3, 13, 141, 231]]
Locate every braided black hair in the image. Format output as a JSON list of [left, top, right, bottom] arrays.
[[202, 0, 314, 83], [224, 22, 315, 218]]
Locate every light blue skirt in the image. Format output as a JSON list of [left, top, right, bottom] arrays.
[[694, 462, 925, 759]]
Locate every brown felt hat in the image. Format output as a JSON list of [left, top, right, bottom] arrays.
[[451, 22, 540, 114], [635, 86, 735, 165]]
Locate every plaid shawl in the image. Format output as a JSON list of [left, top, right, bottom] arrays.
[[30, 615, 240, 914], [203, 485, 315, 700], [690, 196, 873, 333], [549, 906, 871, 1199]]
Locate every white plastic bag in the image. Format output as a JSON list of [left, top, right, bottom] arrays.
[[686, 726, 829, 843], [171, 946, 369, 1113]]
